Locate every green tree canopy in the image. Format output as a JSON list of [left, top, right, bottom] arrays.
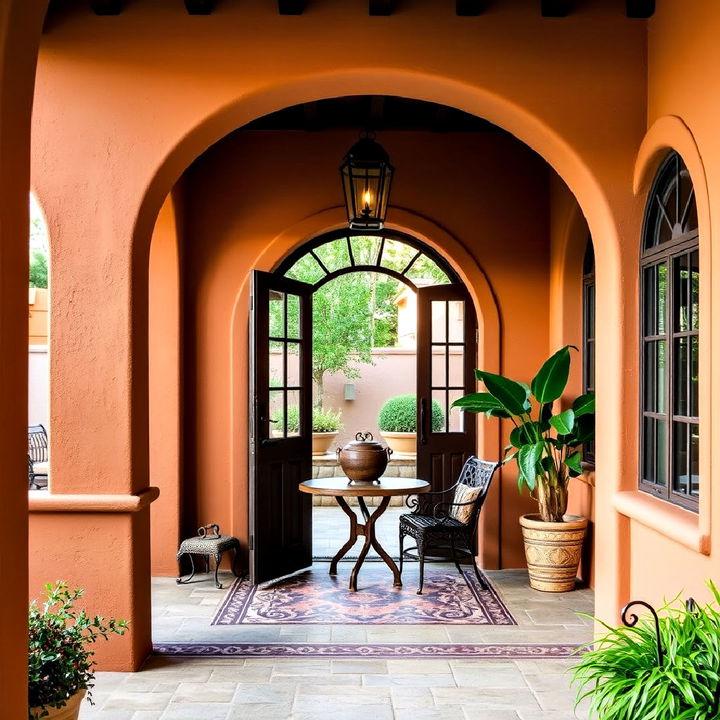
[[29, 251, 48, 289]]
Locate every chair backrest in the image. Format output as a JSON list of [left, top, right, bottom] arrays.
[[449, 456, 498, 526], [28, 424, 48, 463]]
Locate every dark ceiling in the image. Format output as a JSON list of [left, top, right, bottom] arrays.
[[46, 0, 654, 20]]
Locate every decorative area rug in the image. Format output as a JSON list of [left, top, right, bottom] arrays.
[[211, 565, 516, 626], [154, 643, 578, 659]]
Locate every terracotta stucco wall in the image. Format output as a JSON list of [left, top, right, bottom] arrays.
[[612, 0, 720, 605], [30, 1, 647, 666]]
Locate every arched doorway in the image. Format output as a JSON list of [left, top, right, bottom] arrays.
[[250, 228, 480, 583]]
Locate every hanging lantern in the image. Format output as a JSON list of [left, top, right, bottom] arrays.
[[339, 133, 394, 230]]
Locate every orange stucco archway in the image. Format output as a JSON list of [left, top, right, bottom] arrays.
[[136, 75, 628, 609]]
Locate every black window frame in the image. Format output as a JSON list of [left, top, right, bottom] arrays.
[[582, 237, 595, 466], [639, 152, 699, 512]]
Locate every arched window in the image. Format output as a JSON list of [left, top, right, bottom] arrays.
[[640, 152, 699, 510]]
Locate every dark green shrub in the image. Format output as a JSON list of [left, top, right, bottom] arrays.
[[377, 394, 443, 433], [282, 406, 342, 433]]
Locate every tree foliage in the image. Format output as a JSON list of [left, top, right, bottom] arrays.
[[29, 251, 48, 289]]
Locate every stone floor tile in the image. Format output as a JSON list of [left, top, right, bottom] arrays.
[[292, 700, 394, 719], [210, 665, 273, 683], [159, 703, 231, 720], [395, 708, 468, 720], [226, 703, 294, 719], [103, 692, 174, 711], [231, 683, 296, 704], [430, 687, 540, 710], [78, 710, 135, 720], [364, 673, 457, 687], [131, 713, 164, 720], [386, 659, 452, 674], [331, 658, 388, 674], [172, 681, 237, 703], [451, 664, 528, 689], [389, 686, 435, 709]]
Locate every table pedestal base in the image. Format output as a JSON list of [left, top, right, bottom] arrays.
[[329, 495, 401, 591]]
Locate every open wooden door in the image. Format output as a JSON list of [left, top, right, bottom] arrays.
[[416, 285, 477, 492], [250, 270, 313, 584]]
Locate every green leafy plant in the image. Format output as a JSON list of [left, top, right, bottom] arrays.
[[29, 250, 48, 289], [29, 582, 128, 719], [378, 394, 443, 433], [282, 406, 343, 433], [572, 584, 720, 720], [451, 345, 594, 522]]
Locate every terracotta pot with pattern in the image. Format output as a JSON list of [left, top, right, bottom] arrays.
[[30, 690, 86, 720], [519, 514, 588, 592]]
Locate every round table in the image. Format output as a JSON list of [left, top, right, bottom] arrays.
[[299, 476, 429, 591]]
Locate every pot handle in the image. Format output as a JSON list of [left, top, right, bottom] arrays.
[[355, 431, 373, 441], [386, 447, 393, 460], [336, 447, 341, 460]]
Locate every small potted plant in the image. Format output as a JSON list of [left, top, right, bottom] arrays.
[[452, 345, 594, 592], [377, 394, 443, 455], [310, 407, 343, 455], [29, 581, 128, 720], [572, 584, 720, 718]]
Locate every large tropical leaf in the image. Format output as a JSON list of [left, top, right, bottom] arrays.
[[549, 409, 575, 436], [451, 392, 504, 413], [565, 450, 583, 476], [530, 346, 575, 404], [475, 370, 530, 416], [510, 421, 543, 448], [517, 442, 544, 490], [573, 392, 595, 417]]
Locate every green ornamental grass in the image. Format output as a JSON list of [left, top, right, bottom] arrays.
[[573, 582, 720, 720]]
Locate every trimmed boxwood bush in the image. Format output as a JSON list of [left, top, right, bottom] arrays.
[[378, 394, 444, 433]]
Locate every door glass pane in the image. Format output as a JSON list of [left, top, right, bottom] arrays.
[[673, 422, 689, 494], [690, 250, 699, 330], [269, 290, 285, 338], [285, 253, 325, 284], [431, 346, 447, 387], [287, 342, 301, 388], [380, 238, 415, 273], [431, 301, 447, 342], [448, 300, 464, 343], [448, 388, 465, 432], [431, 390, 448, 434], [690, 336, 699, 418], [690, 423, 699, 497], [674, 254, 690, 332], [287, 294, 301, 339], [269, 341, 284, 389], [643, 416, 655, 483], [286, 390, 300, 437], [674, 337, 688, 416], [269, 390, 285, 437], [448, 347, 464, 387]]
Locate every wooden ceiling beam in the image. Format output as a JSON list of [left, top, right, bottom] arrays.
[[540, 0, 572, 17], [626, 0, 654, 18], [456, 0, 486, 16], [369, 0, 394, 16], [90, 0, 123, 15], [278, 0, 305, 14], [184, 0, 215, 14]]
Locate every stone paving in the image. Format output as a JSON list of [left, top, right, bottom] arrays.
[[79, 562, 594, 720]]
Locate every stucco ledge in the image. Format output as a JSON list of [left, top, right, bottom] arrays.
[[28, 487, 160, 513], [613, 491, 710, 555]]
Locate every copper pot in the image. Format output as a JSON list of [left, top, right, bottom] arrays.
[[337, 432, 392, 483]]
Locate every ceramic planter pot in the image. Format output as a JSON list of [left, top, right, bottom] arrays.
[[30, 689, 86, 720], [337, 432, 392, 483], [380, 431, 416, 455], [312, 431, 338, 456], [519, 514, 588, 592]]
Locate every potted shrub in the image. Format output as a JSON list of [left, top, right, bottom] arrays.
[[452, 345, 594, 592], [572, 585, 720, 719], [281, 406, 343, 454], [310, 407, 343, 455], [377, 394, 443, 455], [29, 581, 128, 720]]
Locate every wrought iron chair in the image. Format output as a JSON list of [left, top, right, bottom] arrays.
[[399, 456, 498, 594], [28, 454, 47, 490], [28, 424, 49, 490]]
